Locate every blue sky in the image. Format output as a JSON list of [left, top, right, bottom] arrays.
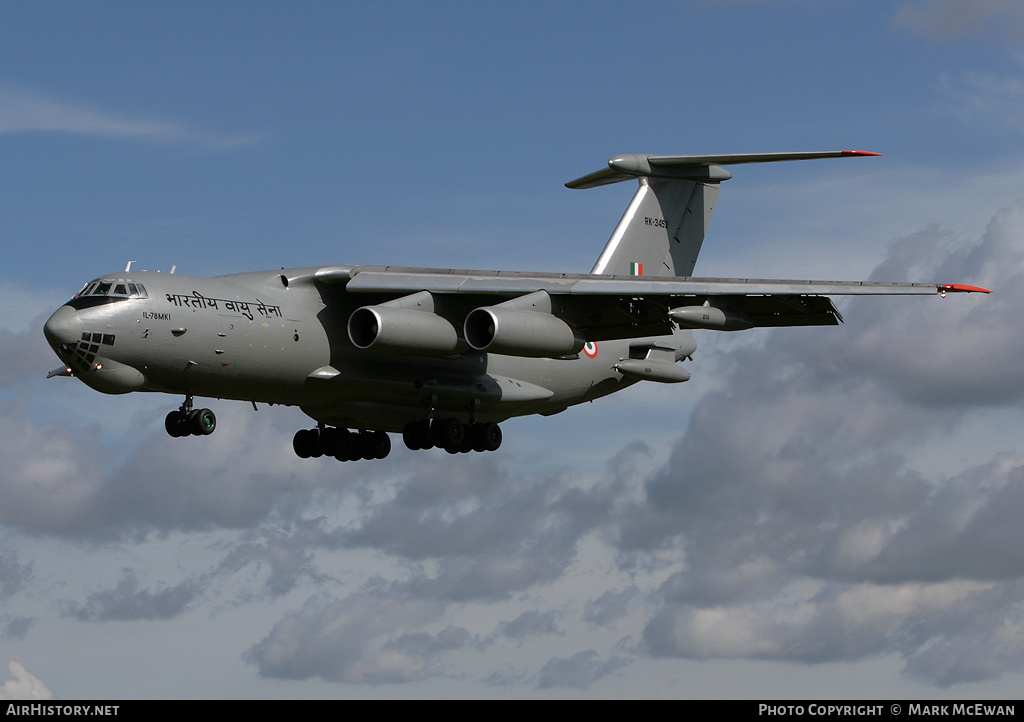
[[4, 0, 1024, 699]]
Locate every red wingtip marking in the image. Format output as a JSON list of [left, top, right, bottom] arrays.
[[842, 150, 883, 157], [941, 284, 992, 294]]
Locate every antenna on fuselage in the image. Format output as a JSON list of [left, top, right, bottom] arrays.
[[170, 265, 177, 274], [125, 260, 137, 272]]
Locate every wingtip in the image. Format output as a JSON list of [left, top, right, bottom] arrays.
[[941, 284, 992, 294], [842, 150, 883, 157]]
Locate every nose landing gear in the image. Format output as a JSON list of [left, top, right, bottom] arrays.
[[164, 396, 217, 438]]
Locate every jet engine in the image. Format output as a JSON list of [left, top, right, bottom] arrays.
[[464, 291, 585, 357], [348, 292, 461, 355]]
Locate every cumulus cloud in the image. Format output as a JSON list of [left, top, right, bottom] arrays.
[[336, 454, 615, 602], [498, 610, 563, 642], [0, 661, 54, 700], [0, 552, 32, 600], [623, 200, 1024, 686], [8, 197, 1024, 691], [2, 618, 33, 641], [246, 593, 448, 684], [0, 401, 339, 539], [216, 526, 324, 598], [60, 568, 199, 622], [583, 587, 640, 629], [536, 650, 628, 690]]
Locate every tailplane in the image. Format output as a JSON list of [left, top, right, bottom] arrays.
[[567, 151, 880, 278]]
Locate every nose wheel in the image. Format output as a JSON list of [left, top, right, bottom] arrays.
[[164, 396, 216, 437]]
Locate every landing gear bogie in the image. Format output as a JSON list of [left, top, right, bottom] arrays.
[[292, 420, 502, 462], [402, 419, 502, 455], [164, 406, 216, 438], [292, 427, 392, 462]]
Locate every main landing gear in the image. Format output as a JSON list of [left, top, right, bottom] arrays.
[[164, 396, 217, 438], [293, 427, 392, 462], [402, 418, 502, 454], [290, 419, 503, 462]]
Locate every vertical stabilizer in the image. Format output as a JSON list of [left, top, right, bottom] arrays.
[[589, 177, 720, 277], [566, 150, 880, 278]]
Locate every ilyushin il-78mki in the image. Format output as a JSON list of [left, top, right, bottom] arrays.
[[43, 150, 989, 462]]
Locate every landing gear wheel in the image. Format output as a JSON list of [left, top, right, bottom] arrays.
[[317, 427, 337, 457], [369, 431, 391, 459], [165, 410, 184, 437], [185, 409, 203, 436], [403, 421, 423, 451], [477, 422, 502, 452], [417, 419, 434, 450], [195, 408, 216, 435], [434, 418, 465, 453], [327, 428, 354, 460], [308, 428, 324, 458], [293, 429, 315, 458]]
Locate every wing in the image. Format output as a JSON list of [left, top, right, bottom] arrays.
[[313, 265, 989, 350]]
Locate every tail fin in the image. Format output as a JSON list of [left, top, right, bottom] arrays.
[[567, 151, 880, 278]]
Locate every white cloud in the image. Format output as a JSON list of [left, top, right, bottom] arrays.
[[6, 196, 1024, 694], [621, 200, 1024, 686], [246, 593, 448, 684], [536, 650, 628, 690], [0, 661, 54, 700]]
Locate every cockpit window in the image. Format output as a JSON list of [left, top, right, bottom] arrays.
[[67, 277, 149, 309]]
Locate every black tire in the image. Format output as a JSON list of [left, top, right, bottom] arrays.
[[435, 418, 465, 453], [165, 410, 183, 437], [403, 421, 422, 451], [308, 428, 324, 458], [184, 409, 202, 436], [353, 431, 373, 461], [370, 431, 391, 459], [194, 408, 216, 436], [317, 427, 336, 457], [329, 428, 353, 459], [418, 419, 434, 449], [292, 429, 314, 458], [478, 422, 502, 452]]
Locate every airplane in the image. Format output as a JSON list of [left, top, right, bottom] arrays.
[[42, 150, 989, 462]]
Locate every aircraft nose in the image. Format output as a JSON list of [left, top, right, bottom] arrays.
[[43, 305, 81, 349]]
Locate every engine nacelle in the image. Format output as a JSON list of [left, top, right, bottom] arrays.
[[670, 305, 753, 331], [464, 307, 586, 357], [348, 305, 461, 356]]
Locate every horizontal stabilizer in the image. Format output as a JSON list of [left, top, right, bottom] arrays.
[[566, 150, 881, 189]]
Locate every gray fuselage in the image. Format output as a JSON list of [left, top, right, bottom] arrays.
[[43, 267, 678, 432]]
